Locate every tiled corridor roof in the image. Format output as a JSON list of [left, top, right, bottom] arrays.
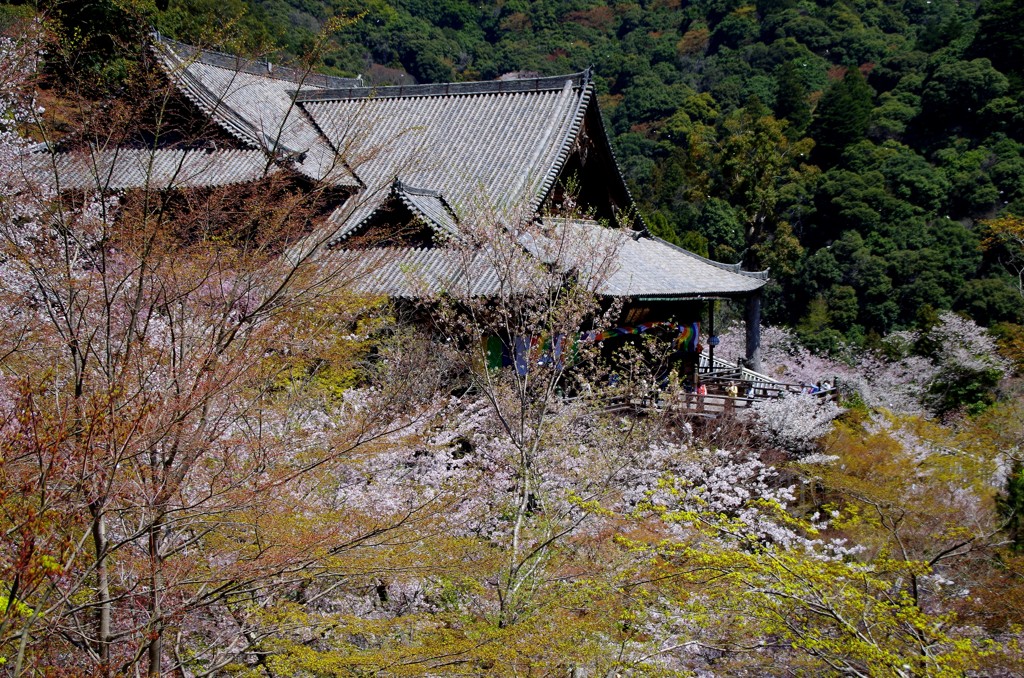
[[27, 148, 277, 191], [557, 220, 768, 298]]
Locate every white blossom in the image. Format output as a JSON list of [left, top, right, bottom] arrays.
[[745, 391, 843, 454]]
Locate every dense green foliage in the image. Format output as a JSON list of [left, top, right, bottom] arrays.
[[6, 0, 1024, 346]]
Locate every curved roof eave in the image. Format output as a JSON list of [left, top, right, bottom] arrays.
[[651, 236, 770, 281]]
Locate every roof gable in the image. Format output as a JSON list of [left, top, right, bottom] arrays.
[[153, 36, 359, 186], [304, 73, 593, 241], [336, 179, 460, 247], [393, 181, 460, 240]]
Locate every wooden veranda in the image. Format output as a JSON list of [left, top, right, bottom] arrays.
[[601, 353, 838, 420]]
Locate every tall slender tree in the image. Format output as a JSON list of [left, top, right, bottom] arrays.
[[811, 66, 874, 167]]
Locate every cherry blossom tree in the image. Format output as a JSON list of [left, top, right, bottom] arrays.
[[717, 313, 1008, 417], [0, 25, 456, 675], [745, 391, 843, 455]]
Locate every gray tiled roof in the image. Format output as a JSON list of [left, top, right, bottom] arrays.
[[335, 247, 508, 298], [394, 181, 461, 240], [152, 41, 620, 251], [302, 74, 591, 242], [154, 36, 358, 186], [557, 220, 767, 298], [334, 221, 765, 301], [28, 148, 277, 192], [145, 38, 768, 300]]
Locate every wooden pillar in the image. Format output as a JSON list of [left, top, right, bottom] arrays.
[[744, 291, 762, 374], [707, 299, 716, 369]]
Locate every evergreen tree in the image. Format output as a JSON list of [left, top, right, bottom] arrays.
[[40, 0, 152, 89], [811, 66, 873, 167], [997, 462, 1024, 551], [970, 0, 1024, 89], [774, 61, 811, 137]]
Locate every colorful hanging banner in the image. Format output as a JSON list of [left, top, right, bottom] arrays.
[[582, 321, 699, 351]]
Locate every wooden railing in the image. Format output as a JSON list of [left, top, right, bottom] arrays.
[[570, 352, 838, 419]]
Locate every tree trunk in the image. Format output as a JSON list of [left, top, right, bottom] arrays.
[[148, 515, 165, 678], [90, 505, 111, 676]]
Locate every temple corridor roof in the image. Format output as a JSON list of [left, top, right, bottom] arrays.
[[26, 148, 277, 192]]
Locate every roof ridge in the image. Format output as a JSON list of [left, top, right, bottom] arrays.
[[152, 33, 363, 90], [393, 179, 441, 198], [294, 72, 589, 103]]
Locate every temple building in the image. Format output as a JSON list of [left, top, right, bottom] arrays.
[[31, 36, 769, 371]]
